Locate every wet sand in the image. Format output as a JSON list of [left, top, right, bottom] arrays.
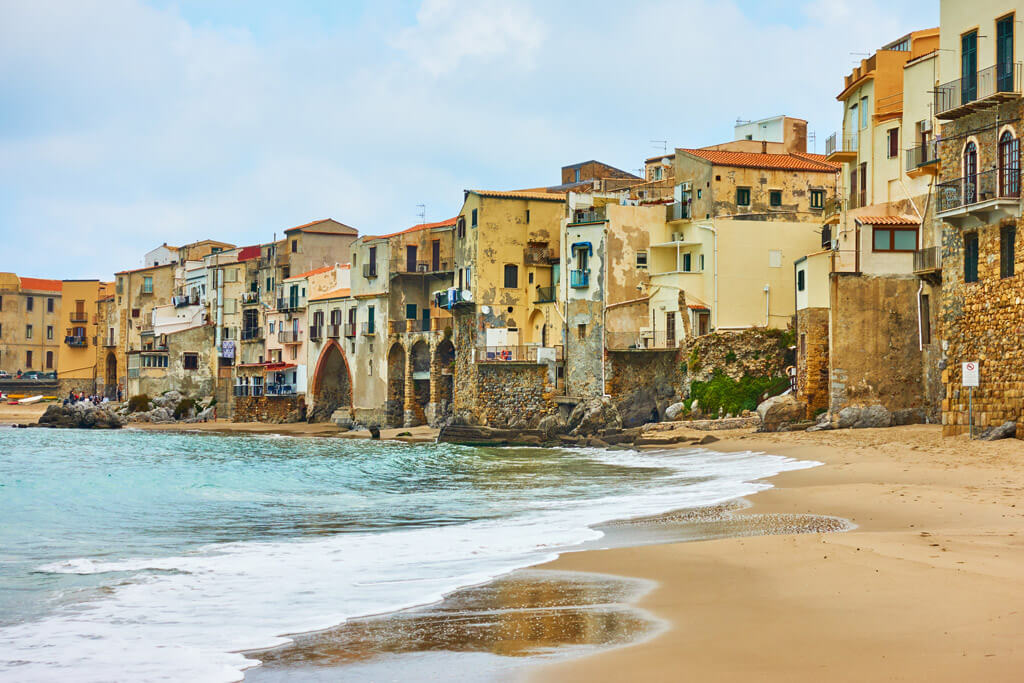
[[0, 403, 48, 424], [131, 420, 439, 442]]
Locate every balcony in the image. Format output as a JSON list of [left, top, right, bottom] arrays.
[[570, 269, 590, 288], [606, 331, 678, 351], [936, 62, 1022, 121], [524, 245, 554, 265], [396, 259, 453, 275], [64, 336, 87, 347], [937, 169, 1021, 225], [905, 141, 939, 176], [569, 207, 607, 225], [241, 291, 260, 305], [825, 132, 858, 164], [534, 285, 556, 303], [361, 322, 376, 336], [139, 323, 154, 336], [264, 383, 296, 396], [434, 289, 468, 309], [276, 297, 306, 312], [344, 322, 357, 338], [278, 330, 302, 344], [665, 202, 690, 221], [474, 345, 564, 363], [69, 312, 89, 323], [363, 263, 378, 279], [309, 325, 323, 341], [390, 319, 408, 335], [139, 286, 154, 297], [241, 328, 264, 342], [172, 293, 199, 307], [326, 324, 341, 339], [913, 246, 942, 276], [103, 337, 117, 347]]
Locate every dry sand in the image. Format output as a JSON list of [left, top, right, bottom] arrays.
[[531, 425, 1024, 682], [0, 402, 48, 424]]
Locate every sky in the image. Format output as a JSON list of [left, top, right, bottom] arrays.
[[0, 0, 939, 279]]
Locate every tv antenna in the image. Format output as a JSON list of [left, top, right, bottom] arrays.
[[416, 204, 426, 224], [650, 139, 667, 153]]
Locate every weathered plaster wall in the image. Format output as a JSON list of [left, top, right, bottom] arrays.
[[796, 306, 830, 418]]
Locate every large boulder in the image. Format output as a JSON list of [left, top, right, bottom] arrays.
[[537, 414, 567, 440], [756, 393, 806, 432], [854, 404, 892, 429], [568, 397, 623, 436], [665, 402, 686, 421], [980, 421, 1017, 441], [35, 404, 122, 429]]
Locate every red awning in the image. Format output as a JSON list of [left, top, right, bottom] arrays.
[[237, 362, 296, 372]]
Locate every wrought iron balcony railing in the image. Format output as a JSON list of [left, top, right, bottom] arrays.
[[905, 141, 939, 170], [534, 285, 556, 303], [277, 330, 302, 344], [241, 327, 264, 342], [570, 269, 590, 288], [936, 62, 1022, 120], [937, 169, 1020, 213]]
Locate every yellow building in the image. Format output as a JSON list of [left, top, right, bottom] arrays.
[[0, 273, 62, 375], [57, 280, 113, 394], [114, 263, 176, 399]]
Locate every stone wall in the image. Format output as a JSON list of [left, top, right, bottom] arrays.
[[605, 349, 682, 427], [938, 100, 1024, 436], [58, 377, 97, 397], [830, 273, 928, 422], [475, 362, 557, 427], [682, 327, 791, 388], [796, 307, 829, 418], [233, 395, 305, 423]]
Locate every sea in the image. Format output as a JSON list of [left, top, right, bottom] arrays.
[[0, 427, 817, 682]]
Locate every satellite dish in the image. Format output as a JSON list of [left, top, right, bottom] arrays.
[[463, 290, 474, 303], [480, 304, 489, 314]]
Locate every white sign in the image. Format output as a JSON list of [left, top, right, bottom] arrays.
[[962, 361, 980, 387]]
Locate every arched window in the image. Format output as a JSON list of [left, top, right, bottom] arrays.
[[964, 141, 978, 204], [1000, 131, 1020, 198]]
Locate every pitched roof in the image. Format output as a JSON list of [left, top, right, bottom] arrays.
[[678, 149, 839, 173], [364, 217, 458, 241], [467, 189, 567, 202], [19, 277, 62, 292], [284, 218, 358, 235], [854, 215, 921, 226], [286, 265, 335, 281], [310, 287, 351, 301]]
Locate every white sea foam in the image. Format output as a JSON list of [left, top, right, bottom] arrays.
[[0, 447, 816, 682]]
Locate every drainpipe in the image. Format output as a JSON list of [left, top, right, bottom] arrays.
[[916, 280, 924, 351], [763, 284, 770, 327], [697, 224, 718, 329], [215, 266, 224, 352], [602, 222, 609, 397]]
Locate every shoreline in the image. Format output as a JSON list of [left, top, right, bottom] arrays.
[[529, 425, 1024, 682]]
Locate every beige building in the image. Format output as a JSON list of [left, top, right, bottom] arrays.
[[115, 263, 175, 398], [0, 274, 62, 375]]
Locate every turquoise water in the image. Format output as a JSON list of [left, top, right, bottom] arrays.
[[0, 427, 816, 682]]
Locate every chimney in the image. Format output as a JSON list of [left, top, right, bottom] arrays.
[[761, 140, 768, 154]]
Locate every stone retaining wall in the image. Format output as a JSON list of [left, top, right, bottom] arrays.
[[645, 416, 761, 432], [475, 362, 557, 427], [233, 395, 305, 423]]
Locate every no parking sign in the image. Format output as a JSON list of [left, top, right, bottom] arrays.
[[962, 361, 979, 387]]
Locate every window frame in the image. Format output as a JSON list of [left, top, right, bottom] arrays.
[[769, 190, 783, 207], [872, 227, 918, 253], [182, 352, 199, 371], [797, 269, 806, 292], [636, 251, 648, 269], [887, 127, 899, 158], [503, 263, 519, 289], [809, 189, 824, 209], [736, 187, 751, 206], [964, 232, 980, 283], [1001, 224, 1016, 278]]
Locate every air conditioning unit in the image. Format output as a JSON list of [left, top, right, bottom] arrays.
[[672, 232, 684, 242], [680, 182, 692, 192], [921, 119, 933, 133], [831, 239, 839, 251]]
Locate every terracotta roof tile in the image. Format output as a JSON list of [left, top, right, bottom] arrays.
[[854, 215, 921, 226], [364, 217, 458, 241], [19, 277, 62, 292], [286, 265, 335, 281], [679, 149, 839, 173], [310, 287, 351, 302], [468, 189, 567, 201]]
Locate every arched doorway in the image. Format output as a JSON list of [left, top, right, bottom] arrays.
[[409, 340, 431, 426], [386, 343, 406, 426], [105, 353, 117, 399], [309, 341, 353, 423], [527, 309, 545, 346], [433, 339, 455, 425]]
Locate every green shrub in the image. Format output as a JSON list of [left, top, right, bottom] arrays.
[[127, 394, 151, 413], [173, 397, 197, 420], [689, 371, 789, 417], [687, 348, 701, 373], [724, 350, 737, 363]]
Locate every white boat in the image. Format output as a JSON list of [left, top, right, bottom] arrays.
[[18, 395, 44, 405]]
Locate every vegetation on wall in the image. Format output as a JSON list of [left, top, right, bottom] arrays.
[[684, 371, 789, 417], [127, 394, 151, 413]]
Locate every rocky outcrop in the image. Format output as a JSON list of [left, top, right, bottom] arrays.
[[121, 392, 215, 424], [615, 384, 675, 428], [835, 404, 892, 429], [34, 403, 122, 429], [756, 393, 806, 432], [665, 402, 686, 421], [980, 421, 1017, 441], [567, 397, 623, 436]]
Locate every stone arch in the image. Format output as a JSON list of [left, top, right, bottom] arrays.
[[309, 339, 353, 423], [105, 352, 117, 399], [432, 338, 455, 424], [526, 308, 545, 345], [408, 339, 431, 426], [387, 342, 406, 427]]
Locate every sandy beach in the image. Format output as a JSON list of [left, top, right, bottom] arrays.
[[532, 425, 1024, 682]]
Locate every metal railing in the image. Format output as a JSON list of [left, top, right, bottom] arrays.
[[344, 322, 357, 337], [64, 336, 87, 347], [570, 269, 590, 288], [241, 291, 259, 304], [474, 345, 564, 363], [395, 259, 453, 274], [308, 325, 323, 341], [905, 140, 939, 169], [326, 324, 341, 338], [913, 246, 941, 273], [570, 207, 607, 224], [524, 245, 554, 265], [278, 330, 302, 344], [69, 312, 89, 323], [362, 263, 378, 278], [825, 132, 859, 156], [605, 330, 678, 350], [937, 169, 1019, 213], [276, 297, 306, 312], [534, 286, 556, 303], [361, 321, 376, 336], [241, 328, 264, 342], [264, 383, 296, 396], [666, 202, 690, 221], [936, 62, 1022, 119]]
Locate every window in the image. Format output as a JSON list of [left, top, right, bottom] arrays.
[[997, 15, 1014, 92], [25, 324, 32, 339], [859, 162, 867, 204], [962, 30, 978, 103], [406, 304, 417, 320], [683, 253, 692, 272], [964, 141, 978, 203], [26, 350, 32, 367], [920, 293, 931, 344], [47, 298, 54, 313], [577, 323, 586, 339], [636, 251, 648, 269], [769, 190, 782, 207], [504, 264, 518, 288], [528, 272, 534, 284], [281, 266, 290, 279], [291, 239, 298, 253], [810, 189, 824, 209], [964, 232, 979, 283], [269, 321, 275, 333], [999, 131, 1019, 197], [1001, 224, 1016, 278], [574, 168, 581, 182], [525, 209, 530, 223], [143, 276, 153, 294], [821, 224, 833, 249], [887, 128, 898, 158], [46, 351, 53, 369], [471, 208, 478, 227], [46, 325, 53, 340], [797, 269, 806, 292], [131, 308, 140, 318], [457, 216, 466, 239], [654, 167, 663, 180], [183, 353, 199, 370], [696, 189, 702, 199], [26, 296, 33, 311], [0, 295, 3, 310], [873, 227, 917, 252], [860, 96, 869, 128], [736, 187, 751, 206]]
